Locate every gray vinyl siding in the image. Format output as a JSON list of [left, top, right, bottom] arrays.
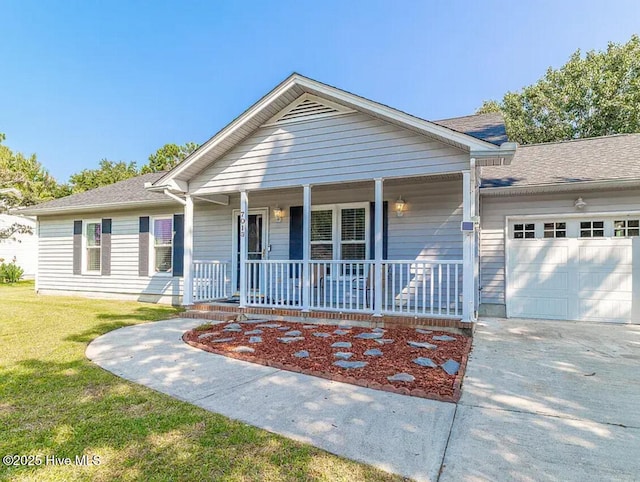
[[190, 112, 469, 194], [479, 188, 640, 306], [38, 208, 183, 301], [192, 178, 464, 263]]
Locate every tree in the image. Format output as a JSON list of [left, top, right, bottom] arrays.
[[68, 159, 139, 193], [141, 142, 199, 174], [0, 134, 65, 208], [0, 223, 33, 242], [478, 35, 640, 144]]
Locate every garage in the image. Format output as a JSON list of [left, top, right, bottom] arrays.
[[506, 215, 640, 322]]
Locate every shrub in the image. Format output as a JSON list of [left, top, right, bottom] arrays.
[[194, 323, 214, 332], [0, 258, 24, 283]]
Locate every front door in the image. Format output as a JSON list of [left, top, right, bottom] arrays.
[[234, 210, 268, 292]]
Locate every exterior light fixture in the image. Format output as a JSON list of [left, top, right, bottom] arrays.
[[395, 196, 406, 217], [273, 206, 285, 222], [574, 197, 587, 210]]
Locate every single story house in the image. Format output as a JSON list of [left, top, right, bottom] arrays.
[[19, 74, 640, 324], [0, 214, 37, 277]]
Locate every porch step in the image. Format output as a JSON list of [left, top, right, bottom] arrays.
[[190, 303, 239, 313], [183, 310, 239, 322]]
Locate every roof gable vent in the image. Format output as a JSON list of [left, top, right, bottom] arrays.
[[264, 93, 354, 126]]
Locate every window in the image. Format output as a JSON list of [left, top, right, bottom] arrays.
[[85, 221, 101, 272], [513, 223, 535, 239], [614, 219, 640, 237], [310, 204, 369, 275], [544, 222, 566, 238], [153, 217, 173, 273], [580, 221, 604, 238]]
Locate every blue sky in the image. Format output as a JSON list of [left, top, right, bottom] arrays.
[[1, 0, 638, 182]]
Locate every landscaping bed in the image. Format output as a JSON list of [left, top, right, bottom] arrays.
[[183, 319, 472, 402]]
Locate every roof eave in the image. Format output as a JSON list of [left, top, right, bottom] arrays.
[[480, 178, 640, 196], [153, 74, 501, 187], [14, 199, 179, 216]]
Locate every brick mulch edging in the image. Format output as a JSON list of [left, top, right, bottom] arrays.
[[182, 323, 472, 403]]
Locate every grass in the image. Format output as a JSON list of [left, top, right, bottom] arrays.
[[0, 282, 402, 481]]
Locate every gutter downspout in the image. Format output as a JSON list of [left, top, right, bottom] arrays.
[[163, 189, 187, 206]]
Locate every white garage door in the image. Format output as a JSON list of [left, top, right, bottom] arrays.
[[506, 216, 640, 322]]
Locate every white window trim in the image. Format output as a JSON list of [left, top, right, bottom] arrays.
[[82, 219, 102, 275], [614, 219, 640, 237], [543, 221, 567, 239], [579, 220, 605, 238], [512, 222, 536, 240], [311, 202, 370, 280], [150, 215, 174, 277]]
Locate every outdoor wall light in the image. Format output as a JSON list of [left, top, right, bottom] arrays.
[[395, 196, 406, 217], [574, 197, 587, 210], [273, 206, 285, 222]]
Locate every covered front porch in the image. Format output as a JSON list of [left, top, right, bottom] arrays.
[[181, 174, 478, 321]]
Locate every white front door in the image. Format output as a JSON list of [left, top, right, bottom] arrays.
[[506, 216, 640, 322], [232, 208, 268, 293]]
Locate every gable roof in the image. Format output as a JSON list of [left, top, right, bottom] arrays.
[[152, 73, 508, 188], [17, 172, 173, 216], [481, 133, 640, 193], [434, 112, 508, 145]]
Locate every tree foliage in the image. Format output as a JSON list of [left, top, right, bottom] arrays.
[[0, 223, 33, 242], [141, 142, 199, 174], [478, 35, 640, 144], [0, 134, 66, 208], [68, 159, 139, 193]]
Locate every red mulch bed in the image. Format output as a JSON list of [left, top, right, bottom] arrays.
[[183, 319, 472, 402]]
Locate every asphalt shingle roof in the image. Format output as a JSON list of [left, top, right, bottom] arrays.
[[434, 112, 508, 145], [18, 172, 169, 214], [481, 134, 640, 188]]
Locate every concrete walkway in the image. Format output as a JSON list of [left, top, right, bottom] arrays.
[[87, 318, 455, 481], [88, 317, 640, 481]]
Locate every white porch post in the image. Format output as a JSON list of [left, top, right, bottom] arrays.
[[239, 190, 248, 308], [183, 194, 194, 306], [302, 184, 311, 311], [462, 167, 477, 322], [373, 178, 383, 316]]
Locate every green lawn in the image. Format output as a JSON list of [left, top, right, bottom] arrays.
[[0, 282, 401, 482]]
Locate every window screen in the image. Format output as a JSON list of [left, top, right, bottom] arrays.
[[86, 222, 101, 272], [154, 218, 173, 272]]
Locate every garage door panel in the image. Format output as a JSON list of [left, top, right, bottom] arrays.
[[578, 299, 632, 322], [507, 224, 636, 323], [510, 296, 568, 319]]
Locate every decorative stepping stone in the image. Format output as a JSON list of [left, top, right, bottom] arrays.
[[334, 352, 353, 359], [364, 348, 383, 357], [224, 323, 242, 330], [408, 341, 438, 350], [284, 330, 302, 336], [256, 323, 281, 329], [302, 325, 316, 329], [413, 357, 437, 368], [223, 327, 242, 332], [244, 329, 263, 335], [211, 337, 235, 343], [277, 326, 292, 331], [248, 336, 262, 344], [333, 360, 367, 369], [331, 341, 352, 348], [354, 332, 383, 339], [313, 332, 331, 338], [372, 327, 386, 333], [197, 332, 218, 340], [416, 328, 433, 334], [277, 336, 305, 343], [433, 335, 456, 342], [338, 325, 353, 329], [241, 319, 268, 324], [441, 359, 460, 375], [387, 373, 415, 383], [232, 346, 255, 353], [294, 350, 309, 358], [374, 338, 394, 345], [333, 329, 350, 335]]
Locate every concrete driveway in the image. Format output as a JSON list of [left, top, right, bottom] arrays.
[[441, 317, 640, 481], [87, 317, 640, 481]]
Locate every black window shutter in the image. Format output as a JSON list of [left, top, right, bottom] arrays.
[[173, 214, 184, 277], [101, 218, 112, 276], [289, 206, 303, 278], [139, 216, 150, 276], [73, 220, 82, 275], [369, 201, 388, 260]]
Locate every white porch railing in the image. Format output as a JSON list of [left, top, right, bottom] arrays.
[[192, 260, 231, 303], [382, 260, 462, 317], [193, 258, 463, 317]]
